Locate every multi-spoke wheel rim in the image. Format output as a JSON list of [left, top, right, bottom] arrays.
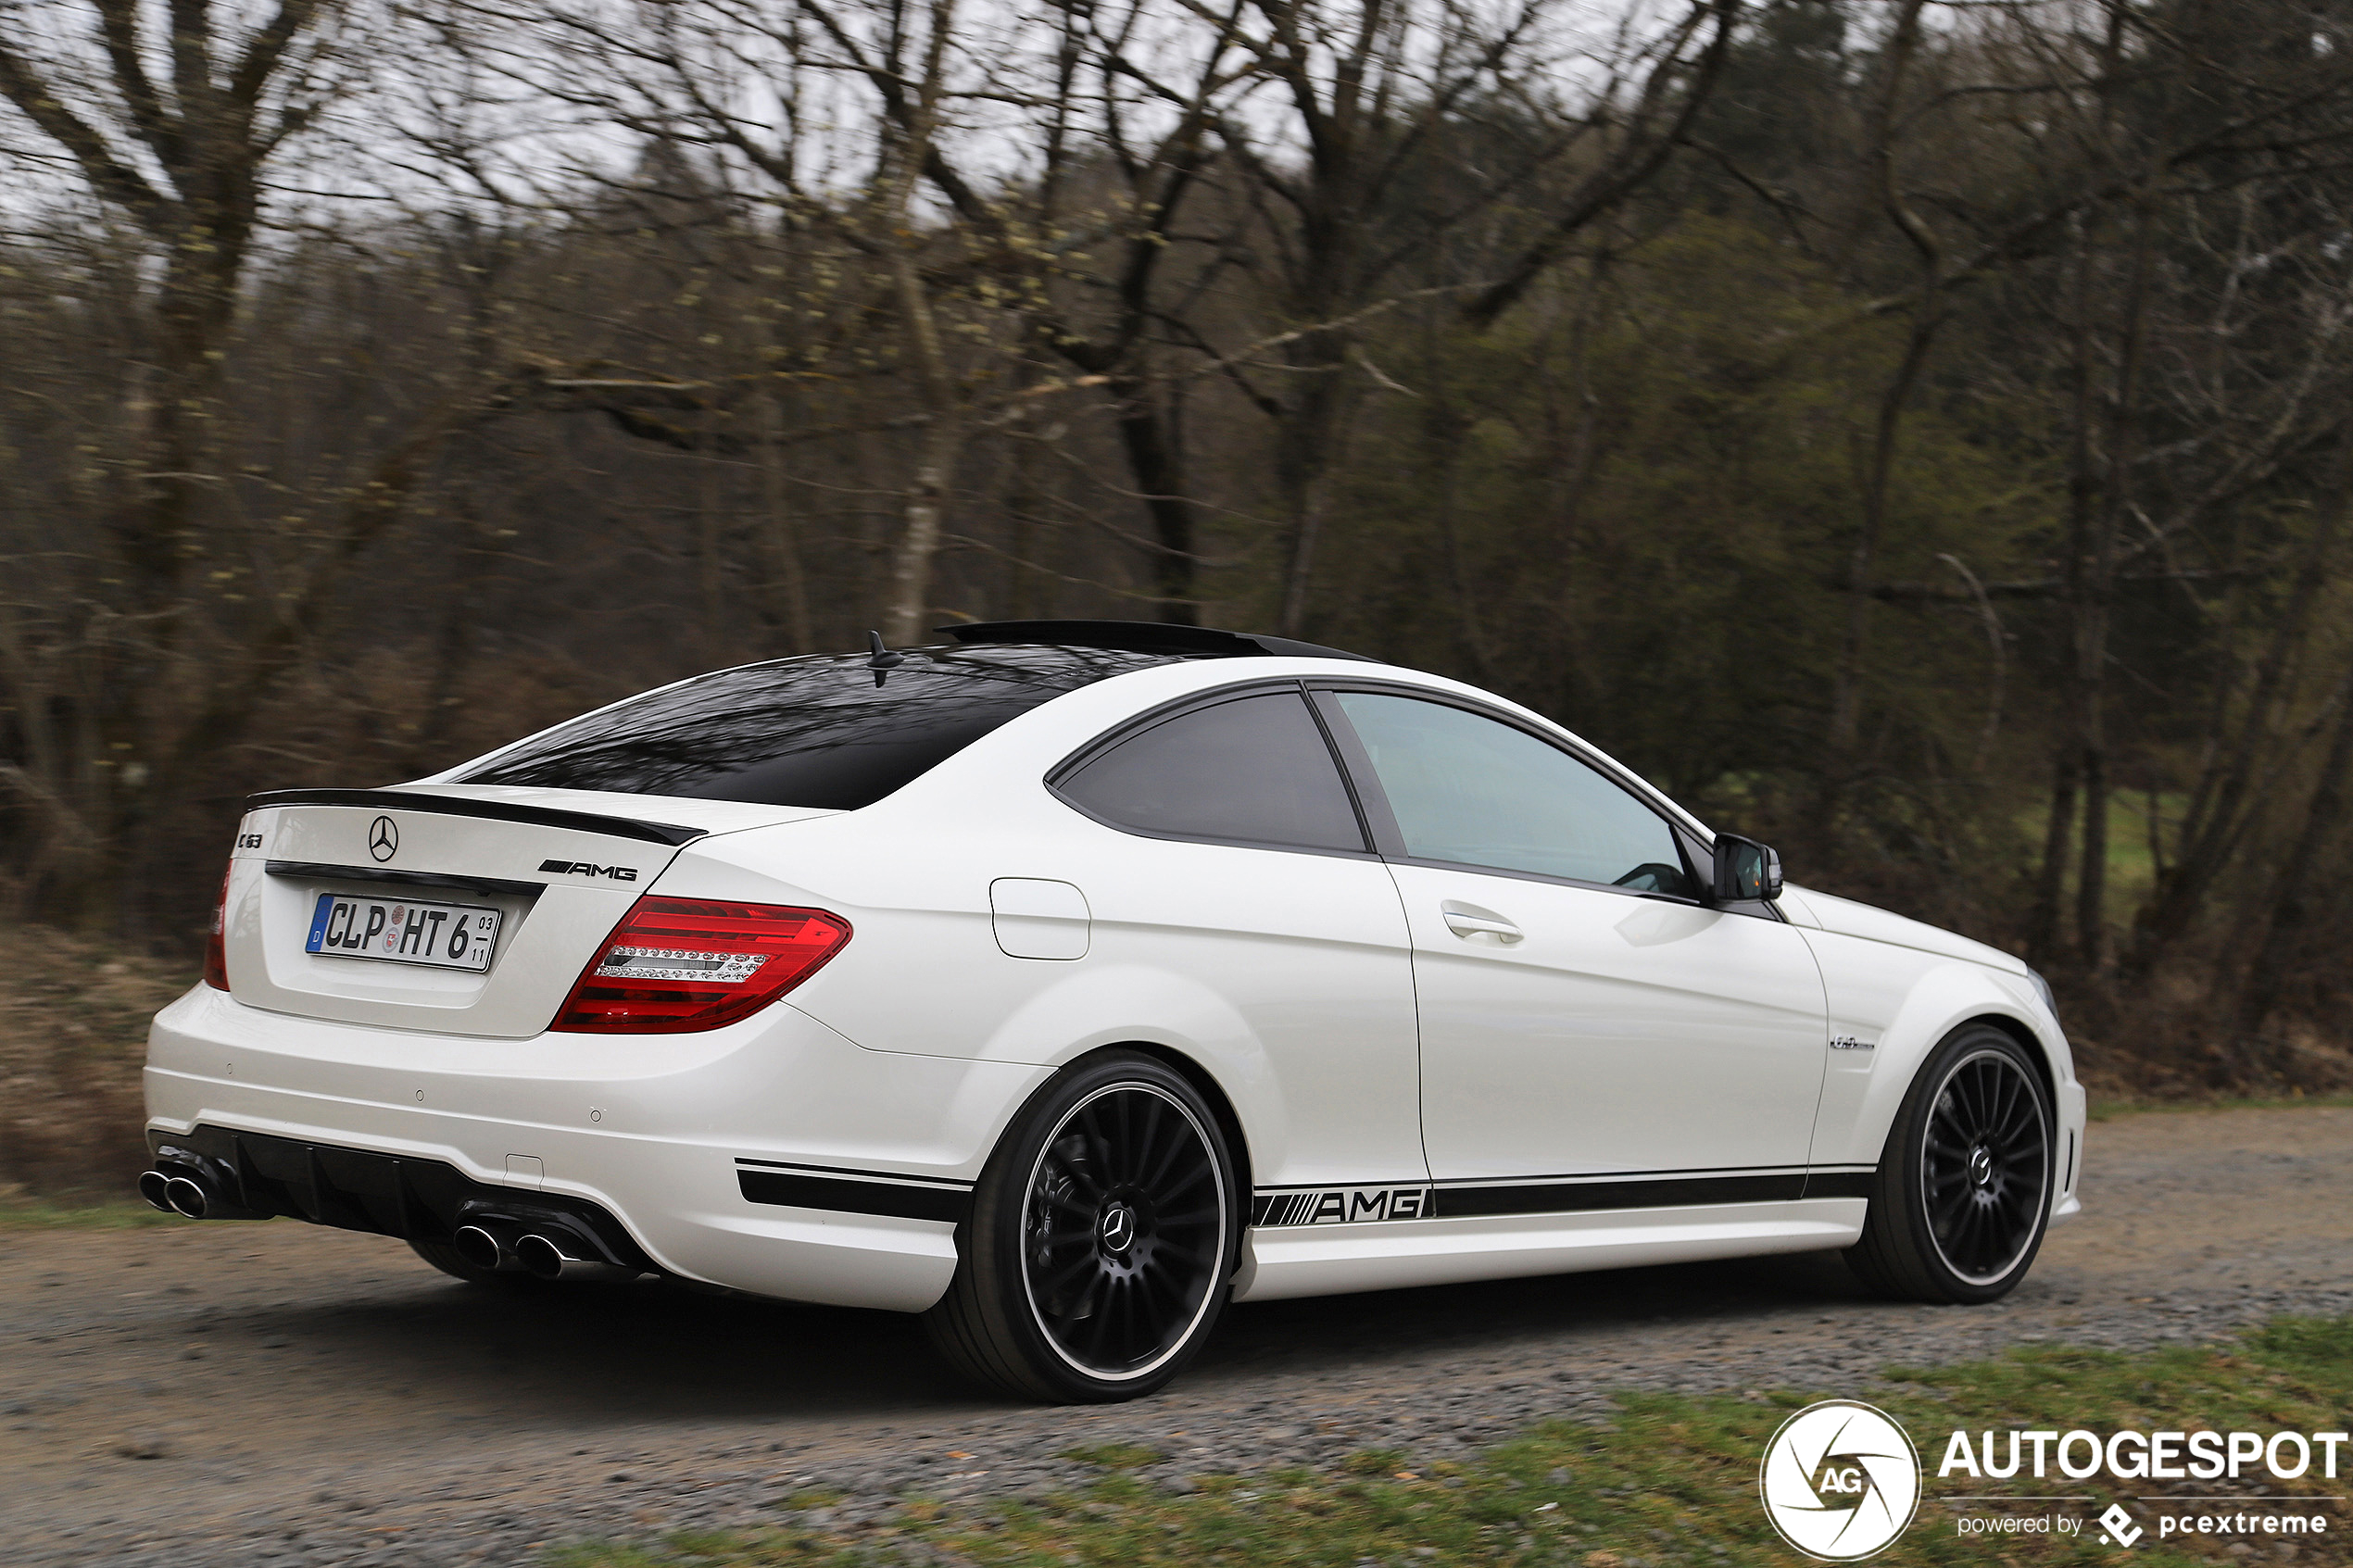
[[1920, 1048, 2049, 1286], [1020, 1083, 1228, 1382]]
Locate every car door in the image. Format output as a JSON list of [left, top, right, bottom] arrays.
[[1316, 688, 1829, 1205], [1050, 684, 1428, 1196]]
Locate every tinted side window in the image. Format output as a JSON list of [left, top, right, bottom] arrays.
[[1058, 692, 1367, 852], [1333, 692, 1693, 895]]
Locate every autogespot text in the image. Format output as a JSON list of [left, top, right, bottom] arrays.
[[1939, 1427, 2350, 1481], [1938, 1427, 2343, 1547]]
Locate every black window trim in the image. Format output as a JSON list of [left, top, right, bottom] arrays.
[[1043, 679, 1383, 861], [1044, 673, 1787, 920], [1305, 678, 1718, 909]]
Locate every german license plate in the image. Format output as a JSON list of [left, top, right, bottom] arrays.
[[305, 893, 501, 972]]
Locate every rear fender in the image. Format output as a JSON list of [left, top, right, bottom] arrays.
[[965, 962, 1287, 1184]]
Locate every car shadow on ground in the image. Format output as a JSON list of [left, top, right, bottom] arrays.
[[196, 1247, 1885, 1429], [1207, 1248, 1880, 1372]]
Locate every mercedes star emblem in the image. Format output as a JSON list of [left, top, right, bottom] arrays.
[[368, 815, 399, 862]]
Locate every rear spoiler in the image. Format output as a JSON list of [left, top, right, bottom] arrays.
[[245, 789, 710, 847]]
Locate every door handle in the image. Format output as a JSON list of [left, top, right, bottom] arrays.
[[1442, 906, 1523, 944]]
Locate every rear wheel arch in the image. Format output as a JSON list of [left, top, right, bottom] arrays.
[[926, 1043, 1243, 1400], [1096, 1040, 1256, 1209]]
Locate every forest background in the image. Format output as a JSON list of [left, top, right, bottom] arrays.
[[6, 0, 2353, 1194]]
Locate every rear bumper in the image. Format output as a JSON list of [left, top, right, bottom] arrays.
[[145, 985, 1051, 1311], [148, 1122, 661, 1269]]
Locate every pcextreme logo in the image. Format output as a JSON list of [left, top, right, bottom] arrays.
[[1759, 1400, 1923, 1561]]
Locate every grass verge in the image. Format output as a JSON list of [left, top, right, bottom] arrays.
[[544, 1316, 2353, 1568], [0, 1194, 180, 1229]]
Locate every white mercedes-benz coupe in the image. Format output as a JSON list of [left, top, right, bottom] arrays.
[[145, 621, 2084, 1401]]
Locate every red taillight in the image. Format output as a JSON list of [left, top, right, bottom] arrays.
[[552, 897, 851, 1034], [203, 860, 233, 991]]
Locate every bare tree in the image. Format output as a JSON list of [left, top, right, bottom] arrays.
[[1205, 0, 1743, 634], [0, 0, 359, 922]]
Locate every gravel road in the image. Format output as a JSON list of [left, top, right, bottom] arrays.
[[6, 1104, 2347, 1567]]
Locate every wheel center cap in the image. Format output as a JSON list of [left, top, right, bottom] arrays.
[[1969, 1146, 1995, 1187], [1098, 1202, 1137, 1254]]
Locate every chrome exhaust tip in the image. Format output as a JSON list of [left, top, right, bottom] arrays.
[[514, 1232, 639, 1283], [514, 1233, 562, 1280], [137, 1171, 173, 1213], [163, 1174, 211, 1220], [452, 1223, 520, 1273]]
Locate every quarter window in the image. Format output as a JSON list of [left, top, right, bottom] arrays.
[[1333, 692, 1693, 896], [1057, 692, 1367, 853]]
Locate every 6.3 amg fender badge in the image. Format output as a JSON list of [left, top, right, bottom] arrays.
[[539, 859, 640, 881]]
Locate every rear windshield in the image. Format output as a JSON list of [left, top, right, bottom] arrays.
[[453, 644, 1174, 809]]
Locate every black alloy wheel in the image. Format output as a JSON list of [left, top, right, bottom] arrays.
[[1920, 1046, 2049, 1284], [1847, 1024, 2054, 1304], [1020, 1082, 1227, 1378], [925, 1051, 1238, 1402]]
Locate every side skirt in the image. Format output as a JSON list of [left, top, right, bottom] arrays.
[[1231, 1197, 1869, 1303]]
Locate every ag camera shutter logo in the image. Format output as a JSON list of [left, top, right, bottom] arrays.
[[1759, 1400, 1923, 1561]]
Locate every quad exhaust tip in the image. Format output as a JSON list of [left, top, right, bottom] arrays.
[[139, 1164, 265, 1222], [514, 1232, 640, 1283], [163, 1174, 212, 1220], [452, 1223, 521, 1273]]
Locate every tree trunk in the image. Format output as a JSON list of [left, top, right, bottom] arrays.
[[2072, 200, 2158, 972], [1826, 307, 1941, 757], [1275, 326, 1350, 638], [884, 412, 963, 646], [1820, 0, 1937, 822], [2234, 658, 2353, 1035], [2027, 746, 2079, 966], [758, 380, 813, 653], [2138, 470, 2348, 963], [875, 0, 963, 648], [1112, 375, 1202, 626]]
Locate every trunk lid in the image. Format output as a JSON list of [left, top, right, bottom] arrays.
[[220, 785, 834, 1037]]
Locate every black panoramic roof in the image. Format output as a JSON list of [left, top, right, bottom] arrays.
[[937, 619, 1378, 663]]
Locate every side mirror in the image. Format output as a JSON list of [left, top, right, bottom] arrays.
[[1713, 834, 1782, 903]]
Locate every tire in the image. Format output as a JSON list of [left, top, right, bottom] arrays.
[[924, 1050, 1239, 1403], [407, 1237, 548, 1291], [1845, 1024, 2055, 1304]]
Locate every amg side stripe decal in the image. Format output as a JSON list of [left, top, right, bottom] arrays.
[[1439, 1162, 1814, 1185], [1435, 1171, 1804, 1217], [735, 1157, 970, 1189], [736, 1160, 1876, 1226], [1251, 1185, 1434, 1226], [1799, 1170, 1877, 1200], [1250, 1168, 1879, 1226], [734, 1160, 972, 1224]]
